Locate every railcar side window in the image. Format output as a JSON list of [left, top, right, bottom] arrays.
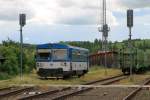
[[72, 50, 88, 62], [52, 49, 68, 61]]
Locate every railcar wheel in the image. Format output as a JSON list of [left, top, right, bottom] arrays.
[[77, 74, 82, 78]]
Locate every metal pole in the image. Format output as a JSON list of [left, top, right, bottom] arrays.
[[129, 27, 132, 80], [20, 26, 23, 80], [103, 0, 105, 25], [104, 37, 107, 75], [102, 0, 105, 51], [104, 0, 106, 25], [129, 27, 132, 41], [103, 0, 108, 75]]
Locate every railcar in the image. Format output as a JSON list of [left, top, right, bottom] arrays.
[[35, 43, 89, 78]]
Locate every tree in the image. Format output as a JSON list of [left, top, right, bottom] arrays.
[[0, 39, 35, 79]]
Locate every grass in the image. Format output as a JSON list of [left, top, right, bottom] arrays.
[[117, 72, 150, 85], [1, 67, 150, 88], [0, 66, 121, 88]]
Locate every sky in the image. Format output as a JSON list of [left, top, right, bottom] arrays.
[[0, 0, 150, 44]]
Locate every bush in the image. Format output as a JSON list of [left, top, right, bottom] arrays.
[[0, 72, 11, 80], [0, 39, 35, 79]]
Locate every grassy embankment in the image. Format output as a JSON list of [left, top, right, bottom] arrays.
[[118, 71, 150, 85], [0, 66, 121, 88]]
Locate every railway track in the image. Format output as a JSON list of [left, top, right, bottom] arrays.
[[0, 86, 61, 100], [123, 78, 150, 100], [0, 87, 34, 99], [84, 75, 126, 85], [18, 75, 127, 100]]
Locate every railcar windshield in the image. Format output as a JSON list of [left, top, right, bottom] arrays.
[[36, 49, 51, 60], [52, 49, 68, 61]]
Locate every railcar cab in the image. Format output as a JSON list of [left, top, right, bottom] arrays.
[[35, 43, 89, 78]]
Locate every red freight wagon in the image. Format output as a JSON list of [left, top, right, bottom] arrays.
[[89, 51, 118, 68]]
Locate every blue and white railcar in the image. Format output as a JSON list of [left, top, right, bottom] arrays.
[[35, 43, 89, 78]]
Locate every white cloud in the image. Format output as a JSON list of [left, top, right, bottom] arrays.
[[0, 0, 149, 43], [115, 0, 150, 9], [0, 0, 118, 26], [0, 0, 149, 26], [0, 0, 34, 21], [135, 14, 150, 26]]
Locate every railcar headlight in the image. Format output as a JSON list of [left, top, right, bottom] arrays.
[[36, 63, 40, 67], [37, 63, 42, 67]]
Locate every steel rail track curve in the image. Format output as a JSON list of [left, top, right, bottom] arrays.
[[123, 78, 150, 100], [0, 87, 34, 98]]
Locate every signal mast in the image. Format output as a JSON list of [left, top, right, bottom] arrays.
[[98, 0, 110, 75]]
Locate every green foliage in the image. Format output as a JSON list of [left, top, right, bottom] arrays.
[[0, 39, 35, 80], [60, 39, 108, 53], [60, 39, 150, 54]]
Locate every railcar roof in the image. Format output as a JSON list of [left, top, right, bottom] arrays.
[[37, 43, 89, 51]]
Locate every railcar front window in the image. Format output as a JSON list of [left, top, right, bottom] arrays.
[[37, 53, 51, 60], [52, 49, 68, 61]]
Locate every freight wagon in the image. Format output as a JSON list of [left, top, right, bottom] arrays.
[[89, 51, 118, 68], [119, 48, 150, 74]]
